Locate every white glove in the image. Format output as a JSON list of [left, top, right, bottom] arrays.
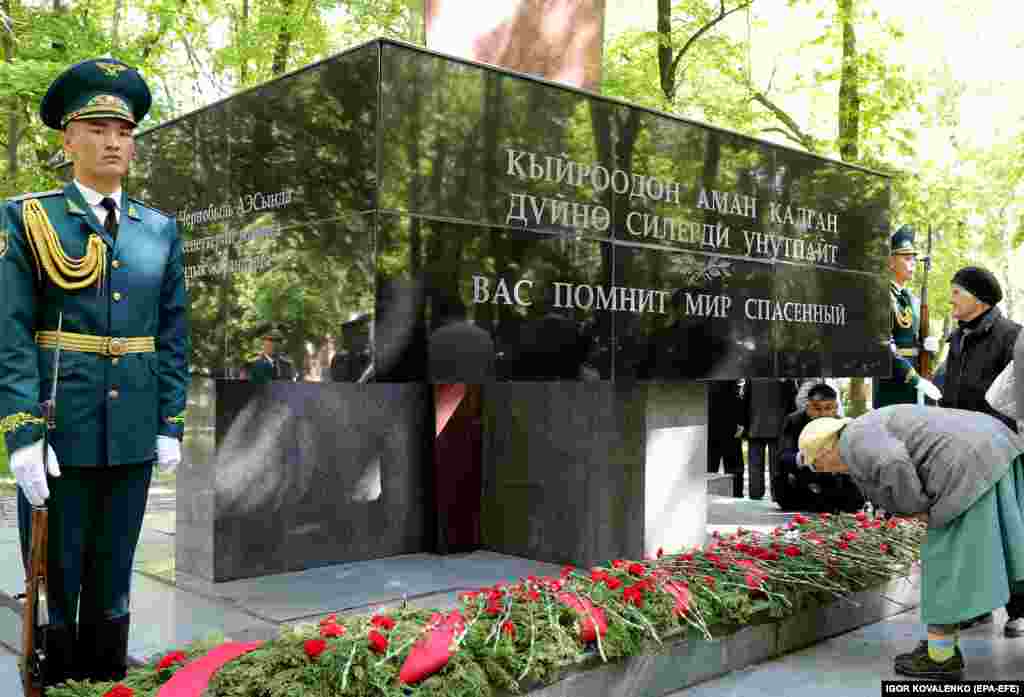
[[735, 426, 744, 438], [916, 377, 942, 401], [10, 439, 61, 507], [156, 435, 181, 474], [796, 450, 811, 469], [923, 336, 940, 353]]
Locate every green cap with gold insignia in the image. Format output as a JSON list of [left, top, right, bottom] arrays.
[[39, 58, 152, 131], [889, 225, 917, 256]]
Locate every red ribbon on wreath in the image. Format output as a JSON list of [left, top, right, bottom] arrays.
[[556, 592, 608, 642], [155, 641, 263, 697], [398, 610, 466, 685]]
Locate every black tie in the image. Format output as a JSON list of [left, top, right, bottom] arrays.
[[100, 197, 118, 240]]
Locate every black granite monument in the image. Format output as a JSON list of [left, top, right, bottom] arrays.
[[123, 39, 892, 581]]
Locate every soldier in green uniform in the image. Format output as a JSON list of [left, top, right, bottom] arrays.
[[244, 333, 294, 384], [872, 225, 942, 408], [0, 59, 189, 686]]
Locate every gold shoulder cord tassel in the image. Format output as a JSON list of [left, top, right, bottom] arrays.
[[22, 198, 106, 292]]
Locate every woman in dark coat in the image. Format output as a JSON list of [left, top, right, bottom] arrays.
[[798, 405, 1024, 681]]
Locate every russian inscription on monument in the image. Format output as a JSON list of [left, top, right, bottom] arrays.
[[127, 39, 891, 385]]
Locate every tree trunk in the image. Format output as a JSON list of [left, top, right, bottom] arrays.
[[835, 0, 868, 415], [270, 0, 294, 76], [111, 0, 124, 50], [657, 0, 674, 101], [240, 0, 249, 84], [837, 0, 859, 162], [2, 0, 18, 184]]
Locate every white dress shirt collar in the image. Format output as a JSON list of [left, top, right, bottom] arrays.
[[74, 180, 122, 221]]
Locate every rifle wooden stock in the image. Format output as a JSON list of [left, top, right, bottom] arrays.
[[918, 226, 934, 381], [21, 506, 47, 697]]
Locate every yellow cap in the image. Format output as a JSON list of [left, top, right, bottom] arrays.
[[798, 417, 852, 467]]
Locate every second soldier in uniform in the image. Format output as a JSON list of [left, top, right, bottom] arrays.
[[872, 225, 942, 408]]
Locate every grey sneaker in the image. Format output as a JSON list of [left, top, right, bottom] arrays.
[[1005, 617, 1024, 637]]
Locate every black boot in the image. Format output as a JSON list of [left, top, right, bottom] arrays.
[[77, 614, 131, 682], [894, 644, 965, 681], [36, 622, 76, 688]]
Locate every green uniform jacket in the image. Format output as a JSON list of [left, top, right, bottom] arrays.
[[0, 183, 190, 466], [873, 281, 921, 408]]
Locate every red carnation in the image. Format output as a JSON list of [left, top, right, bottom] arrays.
[[612, 559, 626, 569], [784, 545, 801, 557], [657, 547, 664, 558], [527, 589, 541, 601], [304, 639, 328, 660], [561, 565, 576, 578], [745, 572, 765, 590], [459, 591, 479, 603], [793, 514, 809, 525], [623, 585, 645, 608], [320, 622, 346, 638], [886, 519, 899, 529], [855, 511, 867, 521], [501, 620, 516, 638], [104, 685, 134, 697], [156, 650, 187, 672], [880, 543, 890, 554], [591, 569, 609, 583], [628, 562, 646, 577], [843, 531, 859, 541], [837, 541, 850, 550], [703, 575, 717, 590], [605, 577, 622, 590], [369, 629, 389, 654], [371, 614, 396, 631], [319, 613, 338, 626]]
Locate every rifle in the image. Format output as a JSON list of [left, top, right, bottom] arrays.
[[918, 226, 933, 381], [21, 312, 61, 697]]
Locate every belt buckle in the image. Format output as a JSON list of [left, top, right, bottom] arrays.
[[107, 338, 127, 357]]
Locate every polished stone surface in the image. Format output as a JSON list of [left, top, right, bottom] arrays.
[[480, 382, 708, 567], [126, 39, 892, 384], [178, 382, 431, 581], [375, 213, 614, 382]]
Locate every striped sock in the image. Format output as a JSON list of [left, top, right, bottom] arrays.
[[928, 637, 956, 662]]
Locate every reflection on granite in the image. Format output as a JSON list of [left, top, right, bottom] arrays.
[[202, 382, 430, 581], [480, 382, 708, 568], [773, 266, 891, 377], [376, 213, 613, 382]]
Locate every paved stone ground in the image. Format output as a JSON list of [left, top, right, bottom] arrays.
[[0, 488, 176, 528]]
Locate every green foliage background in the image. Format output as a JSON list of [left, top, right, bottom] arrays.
[[2, 0, 1022, 348]]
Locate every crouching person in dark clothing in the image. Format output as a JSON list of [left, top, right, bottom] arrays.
[[774, 383, 863, 513], [799, 406, 1024, 681]]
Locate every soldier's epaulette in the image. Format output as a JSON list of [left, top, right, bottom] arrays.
[[126, 197, 172, 218], [5, 189, 63, 204]]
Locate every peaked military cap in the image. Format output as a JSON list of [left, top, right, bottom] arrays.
[[889, 225, 917, 255], [40, 58, 152, 131]]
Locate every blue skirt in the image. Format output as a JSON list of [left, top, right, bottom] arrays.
[[920, 455, 1024, 625]]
